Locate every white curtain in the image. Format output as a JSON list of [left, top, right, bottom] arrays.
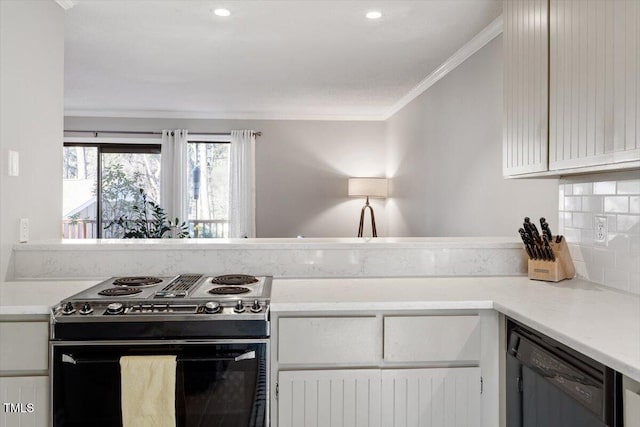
[[160, 129, 188, 223], [228, 130, 256, 238]]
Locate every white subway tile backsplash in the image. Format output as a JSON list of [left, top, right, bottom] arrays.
[[593, 181, 616, 195], [617, 180, 640, 195], [568, 243, 586, 262], [573, 182, 592, 195], [572, 212, 592, 229], [607, 233, 630, 251], [565, 196, 582, 211], [604, 196, 629, 213], [560, 172, 640, 294], [616, 253, 640, 273], [573, 259, 588, 278], [582, 196, 603, 212], [580, 229, 594, 244], [589, 247, 616, 271], [616, 215, 640, 234], [563, 227, 581, 242]]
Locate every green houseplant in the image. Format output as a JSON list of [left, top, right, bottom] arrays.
[[105, 188, 189, 238]]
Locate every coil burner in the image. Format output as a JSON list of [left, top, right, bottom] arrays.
[[97, 287, 143, 297], [210, 274, 258, 286], [113, 276, 163, 288], [208, 286, 251, 295]]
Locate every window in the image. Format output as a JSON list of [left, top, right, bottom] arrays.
[[63, 143, 161, 238], [186, 139, 230, 237]]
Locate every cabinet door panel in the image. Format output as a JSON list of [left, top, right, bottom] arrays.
[[0, 376, 48, 427], [383, 315, 481, 363], [0, 321, 48, 372], [380, 368, 481, 427], [278, 370, 380, 427], [503, 0, 549, 176], [550, 0, 640, 170], [278, 317, 379, 365]]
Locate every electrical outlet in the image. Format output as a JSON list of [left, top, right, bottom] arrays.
[[19, 218, 29, 243], [594, 216, 608, 245]]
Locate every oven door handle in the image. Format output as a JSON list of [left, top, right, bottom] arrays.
[[61, 351, 256, 365], [234, 350, 255, 362]]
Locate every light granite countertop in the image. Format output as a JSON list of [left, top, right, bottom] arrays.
[[2, 276, 638, 382], [271, 276, 640, 382]]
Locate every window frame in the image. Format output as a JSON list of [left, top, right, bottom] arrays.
[[63, 140, 161, 238]]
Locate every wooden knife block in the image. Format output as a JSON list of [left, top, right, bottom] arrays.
[[527, 239, 576, 282]]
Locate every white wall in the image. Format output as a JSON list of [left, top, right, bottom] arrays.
[[0, 0, 65, 280], [63, 117, 387, 238], [386, 36, 559, 237]]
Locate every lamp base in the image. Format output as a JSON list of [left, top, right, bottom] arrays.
[[357, 196, 377, 238]]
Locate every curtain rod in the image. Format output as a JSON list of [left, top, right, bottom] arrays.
[[64, 130, 262, 137]]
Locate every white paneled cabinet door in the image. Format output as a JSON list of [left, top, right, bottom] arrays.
[[549, 0, 640, 169], [278, 369, 381, 427], [380, 368, 481, 427], [503, 0, 550, 176], [0, 376, 49, 427]]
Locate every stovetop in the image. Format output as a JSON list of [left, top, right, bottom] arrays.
[[51, 274, 272, 327], [67, 274, 269, 302]]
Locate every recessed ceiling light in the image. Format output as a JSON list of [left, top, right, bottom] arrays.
[[366, 11, 382, 20], [214, 8, 231, 17]]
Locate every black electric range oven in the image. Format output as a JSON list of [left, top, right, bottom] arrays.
[[50, 274, 272, 427]]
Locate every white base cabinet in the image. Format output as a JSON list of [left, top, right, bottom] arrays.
[[272, 311, 498, 427], [0, 376, 49, 427], [0, 319, 50, 427], [278, 367, 481, 427], [380, 368, 481, 427], [278, 369, 381, 427]]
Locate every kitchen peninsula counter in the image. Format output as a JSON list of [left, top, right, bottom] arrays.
[[271, 276, 640, 382], [11, 237, 526, 279]]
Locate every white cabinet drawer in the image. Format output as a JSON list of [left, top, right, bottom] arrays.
[[278, 317, 379, 365], [0, 322, 49, 372], [383, 315, 480, 362]]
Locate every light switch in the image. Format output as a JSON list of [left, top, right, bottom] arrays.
[[8, 150, 19, 176]]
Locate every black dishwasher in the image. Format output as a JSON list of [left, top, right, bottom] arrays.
[[506, 318, 622, 427]]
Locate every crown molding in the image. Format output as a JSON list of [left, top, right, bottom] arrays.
[[383, 14, 503, 120], [64, 109, 386, 122], [55, 0, 76, 10]]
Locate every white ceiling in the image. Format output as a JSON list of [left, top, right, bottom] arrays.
[[63, 1, 502, 120]]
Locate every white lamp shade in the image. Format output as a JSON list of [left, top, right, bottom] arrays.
[[348, 178, 388, 198]]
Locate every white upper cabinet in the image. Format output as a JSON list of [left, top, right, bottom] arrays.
[[503, 0, 640, 177], [550, 0, 640, 169], [503, 0, 550, 176]]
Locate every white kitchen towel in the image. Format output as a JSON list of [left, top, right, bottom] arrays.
[[120, 355, 177, 427]]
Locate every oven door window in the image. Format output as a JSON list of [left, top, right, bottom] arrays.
[[52, 343, 267, 427]]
